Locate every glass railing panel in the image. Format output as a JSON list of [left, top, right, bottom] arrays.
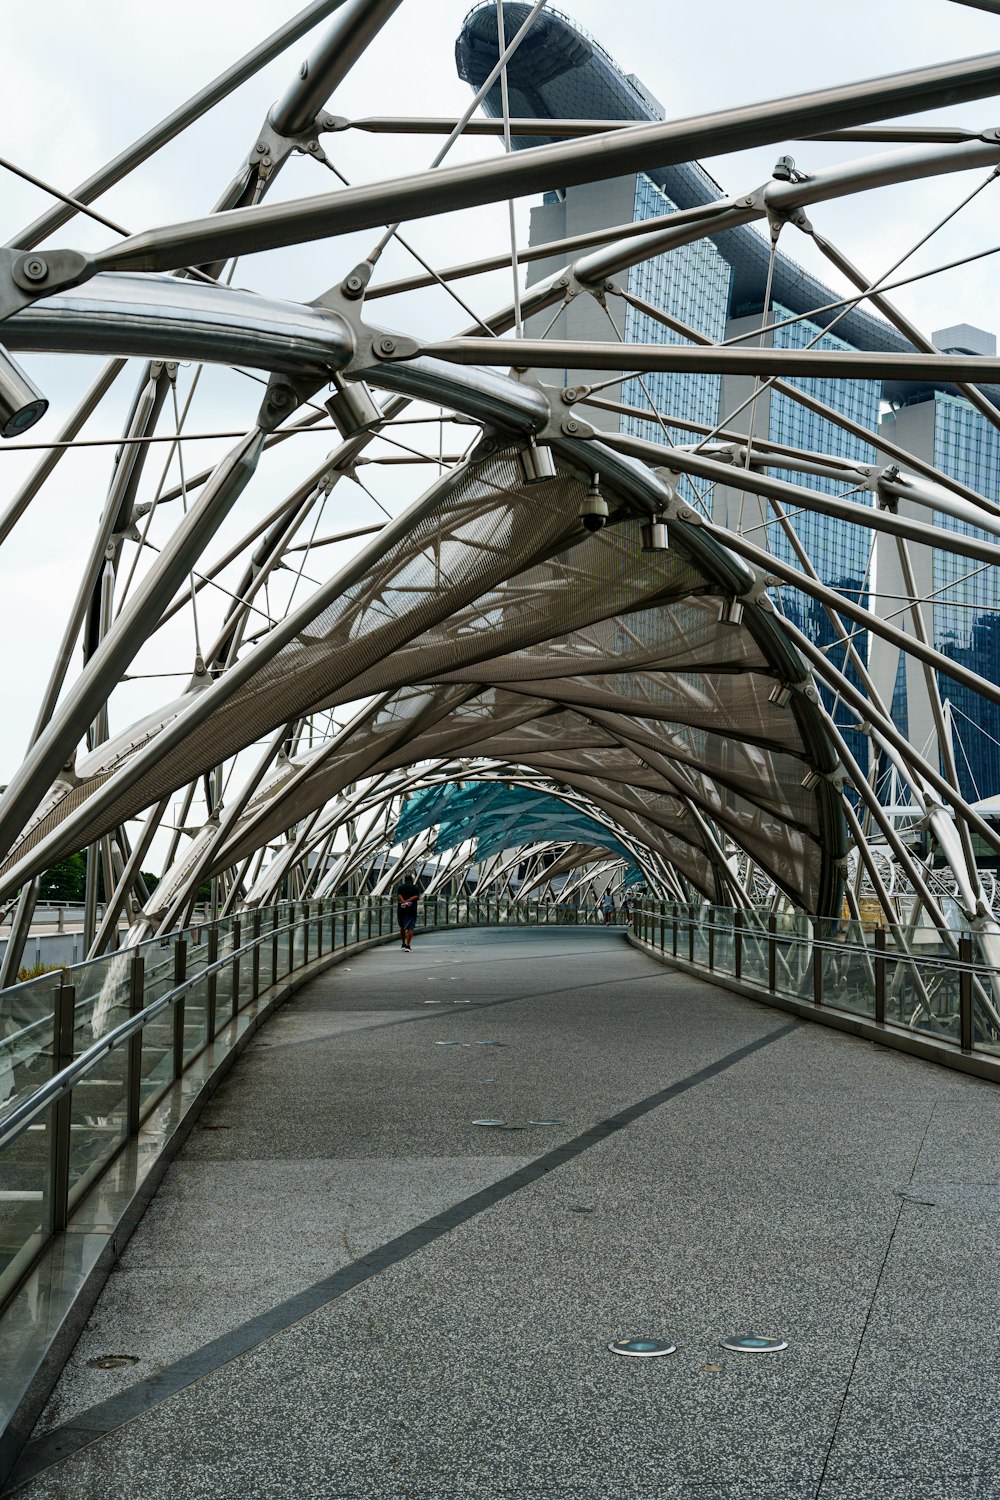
[[137, 936, 179, 1010], [713, 914, 734, 976], [913, 955, 961, 1042], [973, 988, 1000, 1054], [215, 955, 234, 1022], [0, 1095, 54, 1307], [883, 948, 947, 1038], [180, 973, 209, 1064], [236, 944, 255, 1007], [292, 919, 306, 969], [0, 972, 61, 1124], [68, 1035, 129, 1202], [741, 924, 769, 987], [66, 953, 132, 1059], [182, 925, 211, 979], [691, 914, 710, 967]]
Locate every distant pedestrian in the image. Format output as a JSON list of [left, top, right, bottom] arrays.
[[622, 894, 634, 923], [396, 872, 421, 952], [600, 891, 615, 926]]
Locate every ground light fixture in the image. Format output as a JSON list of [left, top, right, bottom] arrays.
[[719, 1335, 788, 1353], [608, 1338, 678, 1358]]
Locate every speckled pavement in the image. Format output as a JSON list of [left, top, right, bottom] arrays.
[[7, 927, 1000, 1499]]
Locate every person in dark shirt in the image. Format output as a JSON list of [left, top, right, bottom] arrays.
[[396, 873, 422, 952]]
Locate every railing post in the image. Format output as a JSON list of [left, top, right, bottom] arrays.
[[366, 900, 372, 941], [48, 978, 75, 1233], [206, 927, 218, 1042], [960, 932, 973, 1050], [231, 919, 242, 1013], [708, 918, 715, 972], [303, 902, 311, 966], [688, 904, 695, 963], [660, 902, 665, 953], [672, 906, 678, 958], [172, 939, 187, 1078], [287, 904, 296, 971], [768, 914, 776, 993], [252, 911, 262, 999], [873, 926, 886, 1024], [734, 909, 743, 982], [127, 954, 144, 1136], [271, 907, 280, 980], [813, 926, 823, 1008]]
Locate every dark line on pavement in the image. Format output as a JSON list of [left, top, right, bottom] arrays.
[[6, 1019, 798, 1493]]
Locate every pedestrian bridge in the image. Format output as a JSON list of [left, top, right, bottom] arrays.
[[1, 917, 998, 1499]]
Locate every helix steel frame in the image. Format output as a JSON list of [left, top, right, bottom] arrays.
[[2, 0, 1000, 981]]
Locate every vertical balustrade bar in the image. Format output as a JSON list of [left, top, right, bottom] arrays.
[[768, 913, 776, 993], [960, 933, 973, 1050], [126, 954, 144, 1136], [271, 908, 280, 982], [172, 940, 187, 1079], [206, 927, 218, 1042], [734, 909, 743, 982], [48, 979, 75, 1234], [873, 926, 886, 1024], [252, 911, 262, 999], [688, 905, 694, 963], [231, 918, 241, 1012], [708, 919, 715, 972], [813, 925, 823, 1008]]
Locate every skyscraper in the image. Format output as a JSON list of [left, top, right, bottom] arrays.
[[455, 2, 1000, 796]]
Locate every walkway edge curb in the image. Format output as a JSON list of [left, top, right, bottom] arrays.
[[626, 930, 1000, 1084], [0, 931, 399, 1490]]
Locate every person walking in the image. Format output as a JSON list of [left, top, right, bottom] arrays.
[[396, 871, 422, 952], [600, 891, 615, 926]]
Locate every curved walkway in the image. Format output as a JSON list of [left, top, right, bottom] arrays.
[[6, 927, 1000, 1499]]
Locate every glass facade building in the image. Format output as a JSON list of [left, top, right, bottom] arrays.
[[931, 395, 1000, 799], [457, 2, 1000, 797], [620, 173, 731, 458]]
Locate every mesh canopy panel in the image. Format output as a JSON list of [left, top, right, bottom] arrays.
[[1, 442, 842, 913]]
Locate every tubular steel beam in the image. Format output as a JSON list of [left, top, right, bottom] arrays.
[[79, 50, 1000, 277], [270, 0, 406, 135], [406, 339, 1000, 384]]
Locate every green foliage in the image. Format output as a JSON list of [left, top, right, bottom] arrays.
[[38, 853, 86, 902], [16, 962, 61, 982]]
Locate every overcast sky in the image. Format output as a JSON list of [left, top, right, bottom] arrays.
[[1, 0, 999, 839]]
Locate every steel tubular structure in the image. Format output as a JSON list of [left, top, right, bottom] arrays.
[[1, 0, 1000, 1021]]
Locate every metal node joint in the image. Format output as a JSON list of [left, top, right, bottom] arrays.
[[0, 247, 95, 325], [872, 463, 903, 511], [253, 114, 325, 181]]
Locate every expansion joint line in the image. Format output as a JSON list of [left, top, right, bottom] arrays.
[[812, 1103, 939, 1497]]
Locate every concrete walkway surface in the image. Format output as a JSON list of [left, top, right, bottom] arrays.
[[6, 927, 1000, 1499]]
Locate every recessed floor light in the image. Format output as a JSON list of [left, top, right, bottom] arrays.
[[608, 1338, 677, 1358], [719, 1335, 787, 1353]]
